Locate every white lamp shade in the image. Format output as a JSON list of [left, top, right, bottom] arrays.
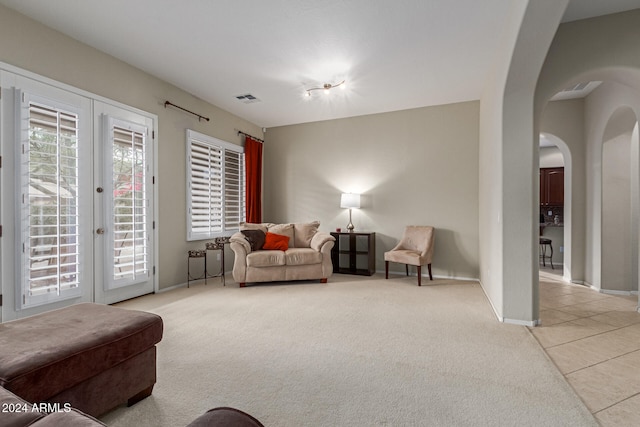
[[340, 193, 361, 209]]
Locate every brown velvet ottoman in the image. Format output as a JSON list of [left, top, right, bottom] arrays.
[[0, 303, 163, 418], [186, 407, 265, 427]]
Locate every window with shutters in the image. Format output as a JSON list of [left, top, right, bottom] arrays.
[[186, 130, 245, 240], [20, 96, 85, 306]]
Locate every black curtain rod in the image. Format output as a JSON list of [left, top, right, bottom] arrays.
[[164, 101, 210, 122], [237, 130, 264, 143]]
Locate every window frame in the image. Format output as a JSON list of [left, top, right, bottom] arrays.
[[186, 129, 245, 241]]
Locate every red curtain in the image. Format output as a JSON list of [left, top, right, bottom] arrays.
[[245, 136, 263, 223]]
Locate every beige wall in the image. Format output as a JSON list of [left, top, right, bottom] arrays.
[[602, 125, 633, 292], [0, 5, 263, 291], [584, 83, 640, 293], [480, 0, 568, 324], [478, 0, 532, 323], [264, 101, 480, 280]]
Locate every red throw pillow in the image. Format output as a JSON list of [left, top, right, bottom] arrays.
[[263, 232, 289, 250]]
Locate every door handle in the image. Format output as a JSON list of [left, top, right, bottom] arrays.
[[96, 228, 105, 235]]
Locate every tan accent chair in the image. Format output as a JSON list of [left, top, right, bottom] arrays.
[[384, 226, 435, 286]]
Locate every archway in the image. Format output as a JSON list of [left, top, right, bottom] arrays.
[[534, 9, 640, 315], [539, 133, 572, 282], [538, 78, 640, 314]]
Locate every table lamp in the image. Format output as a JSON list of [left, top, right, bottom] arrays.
[[340, 193, 361, 231]]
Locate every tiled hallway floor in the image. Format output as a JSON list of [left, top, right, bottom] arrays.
[[530, 267, 640, 426]]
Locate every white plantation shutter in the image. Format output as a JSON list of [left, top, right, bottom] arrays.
[[187, 130, 245, 240], [190, 140, 223, 235], [20, 94, 86, 307], [104, 117, 151, 289], [224, 149, 245, 230]]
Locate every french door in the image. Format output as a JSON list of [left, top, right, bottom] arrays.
[[1, 69, 156, 320], [93, 102, 155, 304]]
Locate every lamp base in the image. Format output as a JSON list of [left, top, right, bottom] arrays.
[[346, 208, 355, 232]]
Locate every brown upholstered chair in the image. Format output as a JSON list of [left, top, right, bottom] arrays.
[[384, 226, 435, 286]]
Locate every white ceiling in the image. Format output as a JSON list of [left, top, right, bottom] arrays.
[[1, 0, 639, 128]]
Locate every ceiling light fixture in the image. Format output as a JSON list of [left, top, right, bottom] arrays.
[[306, 80, 346, 97]]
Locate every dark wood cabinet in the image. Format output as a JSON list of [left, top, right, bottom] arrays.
[[330, 232, 376, 276], [540, 167, 564, 206]]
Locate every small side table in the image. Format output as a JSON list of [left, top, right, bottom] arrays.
[[187, 250, 207, 287], [205, 236, 229, 286], [330, 231, 376, 276]]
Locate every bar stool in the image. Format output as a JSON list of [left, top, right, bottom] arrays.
[[539, 237, 554, 269]]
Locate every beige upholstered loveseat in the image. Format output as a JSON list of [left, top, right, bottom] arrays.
[[229, 221, 335, 287]]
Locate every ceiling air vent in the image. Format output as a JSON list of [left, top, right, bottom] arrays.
[[562, 82, 590, 92], [550, 81, 601, 101], [235, 94, 261, 104]]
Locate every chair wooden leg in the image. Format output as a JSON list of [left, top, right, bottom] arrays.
[[428, 263, 433, 280], [385, 261, 389, 279], [405, 264, 409, 276], [417, 265, 422, 286]]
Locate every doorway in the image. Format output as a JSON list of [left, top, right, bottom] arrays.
[[539, 132, 571, 282], [0, 67, 157, 321]]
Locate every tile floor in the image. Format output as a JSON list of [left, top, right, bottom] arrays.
[[530, 266, 640, 426]]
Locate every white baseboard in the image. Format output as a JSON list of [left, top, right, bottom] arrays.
[[600, 288, 637, 296], [569, 279, 588, 286], [478, 279, 542, 327], [376, 270, 480, 282], [477, 279, 504, 323], [157, 282, 188, 293], [504, 317, 540, 327], [157, 270, 232, 293]]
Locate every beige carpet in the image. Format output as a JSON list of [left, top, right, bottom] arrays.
[[102, 274, 596, 427]]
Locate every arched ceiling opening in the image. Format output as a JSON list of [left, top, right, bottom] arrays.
[[602, 105, 638, 142]]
